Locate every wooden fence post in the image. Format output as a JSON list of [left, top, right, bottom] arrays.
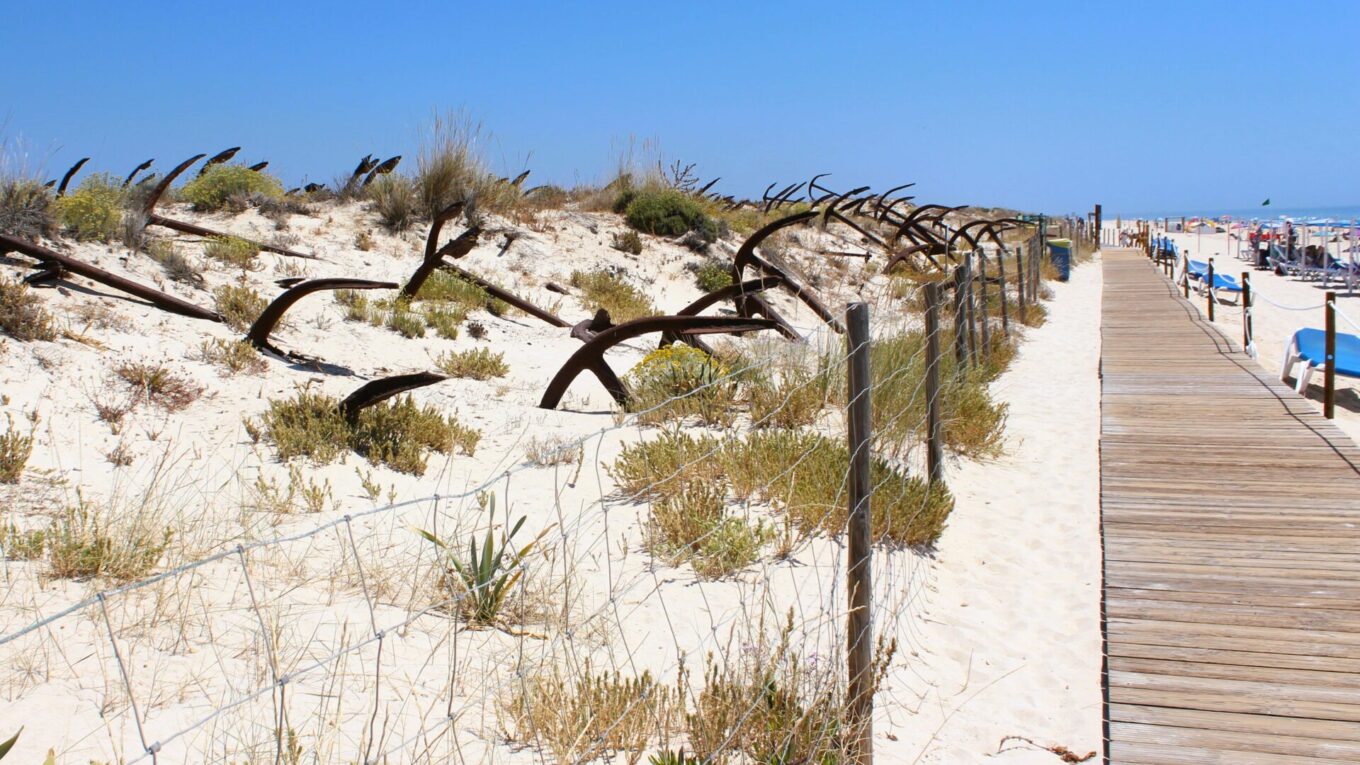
[[996, 247, 1010, 335], [977, 252, 992, 363], [845, 302, 874, 765], [1015, 247, 1028, 323], [1326, 291, 1336, 419], [1213, 257, 1224, 319], [952, 265, 968, 368], [965, 253, 978, 365], [924, 283, 943, 483], [1242, 271, 1252, 353]]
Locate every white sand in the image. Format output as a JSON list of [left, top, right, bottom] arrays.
[[0, 202, 1106, 763], [879, 258, 1104, 763]]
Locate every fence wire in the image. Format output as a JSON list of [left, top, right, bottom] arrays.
[[0, 234, 1055, 764]]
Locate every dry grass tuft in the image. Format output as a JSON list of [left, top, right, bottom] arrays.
[[524, 434, 582, 468], [436, 347, 508, 380], [646, 480, 768, 578], [500, 660, 678, 764], [0, 277, 57, 341], [113, 361, 203, 412], [145, 240, 203, 286], [367, 174, 418, 232], [569, 269, 656, 323], [199, 338, 268, 376], [0, 414, 34, 483], [46, 500, 172, 581]]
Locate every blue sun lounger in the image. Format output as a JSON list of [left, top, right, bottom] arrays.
[[1280, 328, 1360, 393], [1184, 259, 1243, 304]]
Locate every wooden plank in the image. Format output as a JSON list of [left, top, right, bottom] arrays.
[[1099, 249, 1360, 763]]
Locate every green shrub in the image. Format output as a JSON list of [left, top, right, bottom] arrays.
[[367, 174, 418, 232], [0, 177, 55, 238], [415, 270, 506, 315], [623, 188, 717, 239], [625, 345, 737, 426], [419, 494, 542, 625], [385, 304, 426, 338], [437, 347, 508, 380], [0, 278, 56, 341], [180, 164, 284, 212], [213, 284, 268, 331], [569, 269, 655, 322], [609, 430, 724, 501], [694, 261, 733, 292], [746, 366, 831, 430], [203, 236, 261, 270], [254, 390, 480, 476], [55, 173, 125, 241]]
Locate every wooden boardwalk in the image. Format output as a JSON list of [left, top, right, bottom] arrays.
[[1100, 249, 1360, 764]]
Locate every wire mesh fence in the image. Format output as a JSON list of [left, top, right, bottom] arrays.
[[1, 230, 1057, 764]]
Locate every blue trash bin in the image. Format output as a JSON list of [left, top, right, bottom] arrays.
[[1046, 238, 1072, 281]]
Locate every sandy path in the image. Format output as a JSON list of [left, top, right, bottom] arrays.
[[879, 257, 1105, 763]]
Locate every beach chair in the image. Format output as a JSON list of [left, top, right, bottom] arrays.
[[1183, 259, 1244, 305], [1280, 328, 1360, 393], [1268, 243, 1301, 276]]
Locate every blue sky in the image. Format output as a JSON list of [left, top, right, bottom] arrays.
[[3, 1, 1356, 215]]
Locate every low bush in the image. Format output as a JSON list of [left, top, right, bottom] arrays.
[[385, 303, 426, 338], [693, 261, 733, 292], [203, 236, 261, 270], [180, 164, 285, 212], [625, 345, 737, 426], [569, 269, 655, 323], [54, 173, 125, 242], [214, 283, 268, 331], [720, 430, 953, 547], [623, 188, 717, 240], [646, 480, 768, 578], [436, 347, 508, 380], [612, 229, 643, 255], [685, 614, 893, 764], [254, 390, 480, 476], [609, 430, 724, 501], [746, 366, 831, 430], [0, 278, 57, 341], [415, 270, 507, 315], [0, 177, 55, 238]]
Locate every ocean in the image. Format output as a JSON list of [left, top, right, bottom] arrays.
[[1112, 204, 1360, 224]]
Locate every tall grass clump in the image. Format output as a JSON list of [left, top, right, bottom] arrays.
[[720, 430, 953, 547], [54, 173, 126, 242], [252, 390, 480, 476], [45, 500, 172, 581], [569, 269, 656, 322], [367, 174, 418, 231], [414, 110, 520, 217], [0, 277, 57, 341], [0, 177, 55, 238], [180, 164, 284, 212]]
